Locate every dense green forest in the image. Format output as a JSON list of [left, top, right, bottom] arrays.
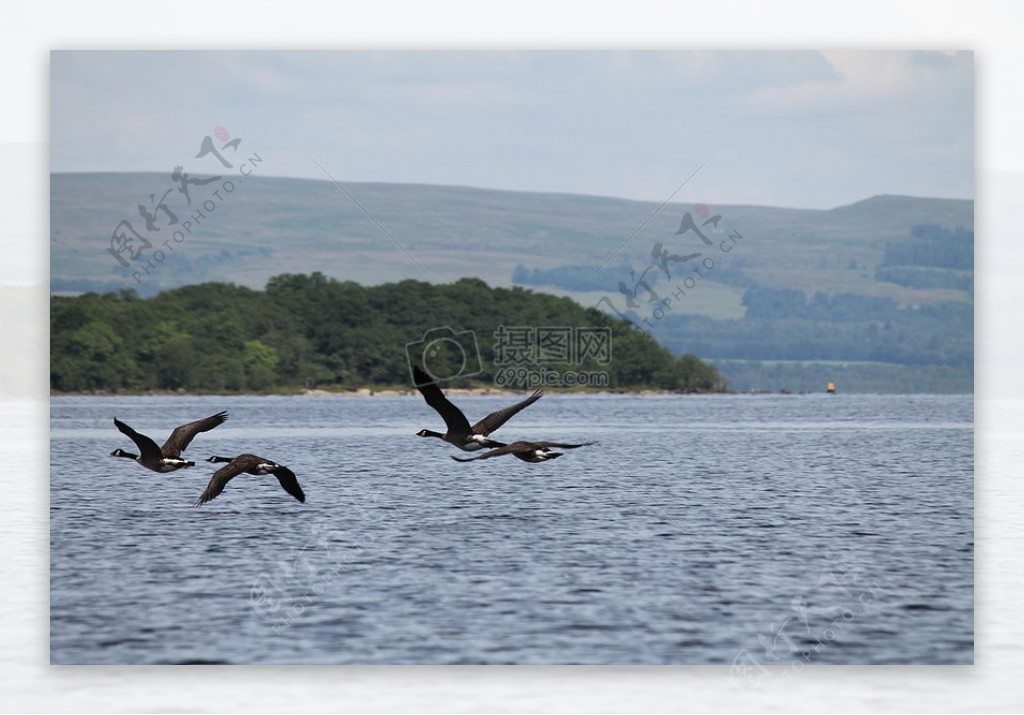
[[511, 261, 756, 292], [511, 264, 653, 292], [879, 224, 973, 270], [873, 225, 974, 292], [655, 287, 972, 366], [599, 223, 973, 392], [648, 285, 972, 393], [50, 274, 725, 393]]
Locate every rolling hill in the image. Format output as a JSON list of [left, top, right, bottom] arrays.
[[50, 173, 973, 392]]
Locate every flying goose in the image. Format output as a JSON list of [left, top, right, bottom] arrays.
[[412, 365, 543, 451], [110, 411, 228, 473], [450, 440, 596, 463], [195, 454, 306, 506]]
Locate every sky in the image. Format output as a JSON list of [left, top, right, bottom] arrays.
[[6, 3, 1024, 711], [50, 50, 973, 210]]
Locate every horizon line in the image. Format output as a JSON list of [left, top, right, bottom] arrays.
[[49, 169, 975, 213]]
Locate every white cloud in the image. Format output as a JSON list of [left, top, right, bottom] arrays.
[[49, 50, 973, 208], [745, 50, 971, 112]]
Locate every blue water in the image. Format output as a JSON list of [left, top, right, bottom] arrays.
[[50, 393, 973, 664]]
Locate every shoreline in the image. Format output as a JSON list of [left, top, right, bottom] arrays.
[[42, 387, 965, 398], [50, 387, 730, 398]]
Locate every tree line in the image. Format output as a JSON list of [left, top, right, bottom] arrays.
[[656, 288, 972, 368], [51, 273, 726, 393]]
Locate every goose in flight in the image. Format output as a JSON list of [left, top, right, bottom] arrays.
[[412, 365, 543, 451], [450, 440, 595, 463], [110, 411, 228, 473], [195, 454, 306, 506]]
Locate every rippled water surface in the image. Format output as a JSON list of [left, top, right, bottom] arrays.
[[50, 393, 973, 664]]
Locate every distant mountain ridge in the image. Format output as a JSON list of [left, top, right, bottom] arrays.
[[51, 172, 972, 300], [50, 173, 973, 392]]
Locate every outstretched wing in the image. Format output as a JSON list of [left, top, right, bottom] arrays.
[[162, 411, 229, 457], [450, 443, 520, 462], [193, 458, 246, 507], [412, 366, 472, 435], [538, 441, 597, 449], [272, 467, 306, 503], [114, 418, 164, 462], [470, 389, 543, 436]]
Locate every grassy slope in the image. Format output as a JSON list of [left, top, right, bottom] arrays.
[[51, 173, 972, 309], [51, 173, 973, 392]]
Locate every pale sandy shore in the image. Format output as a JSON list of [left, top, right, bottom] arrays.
[[50, 387, 739, 397], [301, 387, 702, 397]]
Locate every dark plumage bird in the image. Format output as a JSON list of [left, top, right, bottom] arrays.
[[412, 365, 543, 451], [110, 411, 228, 473], [194, 454, 306, 506], [450, 440, 596, 463]]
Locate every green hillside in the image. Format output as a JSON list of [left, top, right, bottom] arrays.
[[50, 275, 724, 394], [50, 173, 973, 392], [50, 173, 972, 301]]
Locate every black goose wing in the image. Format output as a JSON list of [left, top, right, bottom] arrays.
[[450, 442, 522, 462], [162, 411, 229, 457], [114, 418, 164, 462], [537, 441, 596, 449], [193, 455, 249, 507], [412, 366, 472, 435], [470, 389, 543, 436], [272, 466, 305, 503]]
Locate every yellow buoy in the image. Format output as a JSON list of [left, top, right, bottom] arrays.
[[827, 381, 836, 394]]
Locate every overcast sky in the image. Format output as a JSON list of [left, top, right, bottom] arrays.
[[50, 50, 972, 209]]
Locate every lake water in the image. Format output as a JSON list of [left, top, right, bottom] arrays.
[[49, 393, 973, 665]]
